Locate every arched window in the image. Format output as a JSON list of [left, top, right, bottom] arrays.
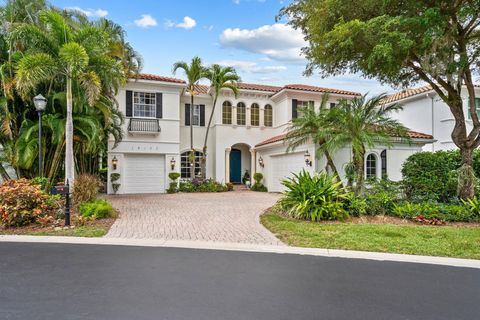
[[366, 153, 377, 179], [237, 102, 246, 125], [251, 103, 259, 126], [264, 104, 273, 127], [380, 150, 387, 178], [181, 150, 203, 179], [222, 101, 232, 124]]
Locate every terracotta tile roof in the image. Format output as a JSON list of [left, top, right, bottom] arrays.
[[382, 85, 433, 104], [193, 84, 210, 94], [237, 82, 283, 93], [283, 84, 362, 96], [130, 73, 186, 84], [255, 130, 433, 148]]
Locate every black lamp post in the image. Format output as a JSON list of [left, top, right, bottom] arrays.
[[33, 94, 47, 177]]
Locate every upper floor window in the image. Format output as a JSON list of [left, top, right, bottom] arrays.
[[222, 101, 232, 124], [293, 99, 314, 119], [181, 150, 203, 179], [251, 103, 259, 126], [237, 102, 246, 125], [264, 104, 273, 127], [366, 153, 377, 179], [192, 104, 201, 126], [467, 97, 480, 119], [134, 92, 156, 118]]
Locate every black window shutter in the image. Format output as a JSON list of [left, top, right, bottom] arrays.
[[200, 104, 205, 126], [156, 93, 163, 119], [185, 104, 190, 126], [292, 99, 298, 119], [126, 90, 133, 117], [381, 150, 387, 178]]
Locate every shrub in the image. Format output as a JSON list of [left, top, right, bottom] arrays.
[[401, 150, 480, 202], [363, 179, 403, 215], [462, 196, 480, 221], [343, 193, 367, 216], [391, 201, 473, 222], [110, 173, 121, 194], [178, 179, 228, 193], [32, 176, 49, 191], [169, 172, 181, 181], [0, 179, 59, 227], [73, 174, 102, 208], [79, 199, 116, 219], [167, 173, 180, 193], [251, 172, 268, 192], [226, 183, 234, 191], [280, 170, 349, 221]]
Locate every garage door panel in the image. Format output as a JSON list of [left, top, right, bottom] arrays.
[[124, 154, 165, 194], [270, 153, 306, 192]]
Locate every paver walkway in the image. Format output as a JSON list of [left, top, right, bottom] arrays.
[[106, 192, 283, 245]]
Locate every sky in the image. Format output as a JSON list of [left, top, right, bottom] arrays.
[[45, 0, 394, 95]]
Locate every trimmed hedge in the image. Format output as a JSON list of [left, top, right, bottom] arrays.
[[402, 150, 480, 202]]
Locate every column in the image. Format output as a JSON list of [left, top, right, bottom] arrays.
[[225, 147, 231, 183], [250, 148, 256, 178]]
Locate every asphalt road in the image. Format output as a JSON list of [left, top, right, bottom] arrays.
[[0, 242, 479, 320]]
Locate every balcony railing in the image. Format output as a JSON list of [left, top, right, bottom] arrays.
[[128, 118, 161, 133]]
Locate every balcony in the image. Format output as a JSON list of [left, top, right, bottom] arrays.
[[128, 118, 161, 134]]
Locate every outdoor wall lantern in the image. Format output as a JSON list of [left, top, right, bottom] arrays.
[[170, 157, 176, 170], [304, 150, 312, 167], [111, 156, 118, 170], [258, 156, 264, 168]]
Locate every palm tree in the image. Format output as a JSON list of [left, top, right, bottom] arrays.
[[285, 94, 342, 184], [12, 10, 125, 185], [172, 57, 207, 178], [201, 64, 240, 178], [321, 94, 409, 193]]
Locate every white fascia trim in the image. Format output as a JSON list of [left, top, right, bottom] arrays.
[[270, 88, 360, 100], [128, 78, 186, 89]]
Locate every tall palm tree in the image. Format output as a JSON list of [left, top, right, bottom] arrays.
[[201, 64, 240, 178], [12, 10, 124, 185], [321, 94, 409, 193], [285, 94, 342, 184], [172, 56, 207, 178]]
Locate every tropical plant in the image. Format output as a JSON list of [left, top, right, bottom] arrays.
[[320, 94, 409, 193], [79, 199, 116, 219], [285, 94, 341, 182], [73, 174, 102, 208], [202, 64, 240, 178], [280, 170, 349, 221], [172, 57, 208, 178], [281, 0, 480, 199]]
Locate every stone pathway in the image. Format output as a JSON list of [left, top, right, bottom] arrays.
[[106, 191, 283, 245]]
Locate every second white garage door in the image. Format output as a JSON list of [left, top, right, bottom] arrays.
[[269, 152, 307, 192], [124, 154, 165, 194]]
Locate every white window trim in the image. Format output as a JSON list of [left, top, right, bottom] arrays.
[[236, 102, 246, 126], [133, 91, 157, 119], [365, 152, 380, 180]]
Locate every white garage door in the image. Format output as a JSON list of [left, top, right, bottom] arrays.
[[269, 152, 307, 192], [124, 154, 165, 194]]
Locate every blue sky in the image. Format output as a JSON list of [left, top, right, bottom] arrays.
[[47, 0, 393, 94]]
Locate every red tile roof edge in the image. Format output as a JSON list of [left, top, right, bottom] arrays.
[[255, 131, 433, 148], [129, 73, 186, 84]]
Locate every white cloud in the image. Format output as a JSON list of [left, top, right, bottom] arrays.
[[134, 14, 158, 28], [66, 7, 108, 18], [176, 16, 197, 29], [216, 60, 287, 74], [220, 23, 306, 62], [164, 16, 197, 30]]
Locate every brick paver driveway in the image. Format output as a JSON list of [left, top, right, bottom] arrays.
[[105, 192, 283, 245]]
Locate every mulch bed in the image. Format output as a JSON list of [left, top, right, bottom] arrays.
[[0, 217, 116, 235]]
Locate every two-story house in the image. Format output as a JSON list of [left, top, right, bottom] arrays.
[[385, 85, 480, 152], [107, 73, 433, 194]]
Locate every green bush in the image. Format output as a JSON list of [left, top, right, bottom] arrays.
[[253, 173, 263, 184], [110, 173, 121, 194], [401, 150, 480, 202], [178, 180, 195, 193], [363, 179, 403, 215], [344, 193, 367, 216], [178, 179, 227, 193], [462, 196, 480, 220], [169, 172, 181, 181], [251, 172, 268, 192], [391, 201, 473, 222], [79, 199, 116, 219], [32, 176, 49, 191], [280, 170, 349, 221]]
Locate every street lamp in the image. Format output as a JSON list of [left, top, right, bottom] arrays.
[[33, 94, 47, 177]]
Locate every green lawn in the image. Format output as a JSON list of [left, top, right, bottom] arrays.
[[261, 213, 480, 259], [0, 225, 110, 237]]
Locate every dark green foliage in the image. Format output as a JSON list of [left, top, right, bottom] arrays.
[[251, 172, 268, 192], [178, 179, 227, 193], [391, 202, 474, 222], [402, 150, 480, 202], [363, 179, 403, 215], [343, 193, 367, 217], [253, 173, 263, 184], [110, 173, 120, 194], [79, 199, 116, 219], [168, 172, 181, 181], [31, 176, 48, 191], [280, 170, 349, 221]]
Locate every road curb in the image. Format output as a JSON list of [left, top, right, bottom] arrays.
[[0, 235, 479, 269]]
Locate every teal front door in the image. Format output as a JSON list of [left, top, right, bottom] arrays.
[[230, 149, 242, 183]]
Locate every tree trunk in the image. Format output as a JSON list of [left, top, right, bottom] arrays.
[[65, 76, 75, 187], [324, 150, 343, 187], [201, 94, 218, 179], [190, 93, 195, 179], [353, 147, 365, 194], [458, 147, 475, 199]]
